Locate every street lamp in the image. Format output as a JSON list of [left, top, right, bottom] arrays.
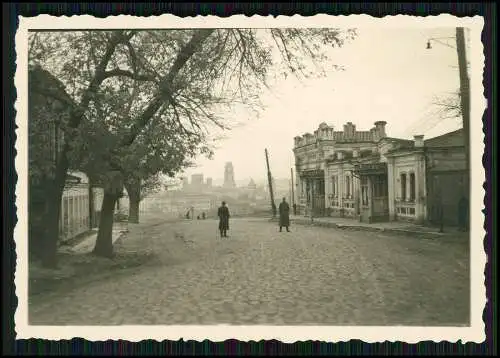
[[426, 37, 456, 50]]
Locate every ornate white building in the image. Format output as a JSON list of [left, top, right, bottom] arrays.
[[293, 122, 467, 225]]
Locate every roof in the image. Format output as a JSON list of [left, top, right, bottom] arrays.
[[29, 65, 76, 109], [424, 128, 464, 147]]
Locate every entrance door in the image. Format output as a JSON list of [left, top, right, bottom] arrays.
[[427, 171, 467, 226], [359, 174, 389, 223], [371, 174, 389, 221], [360, 176, 370, 222], [308, 178, 326, 216]]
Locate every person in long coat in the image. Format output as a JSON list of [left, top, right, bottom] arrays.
[[279, 197, 291, 232], [218, 201, 230, 238]]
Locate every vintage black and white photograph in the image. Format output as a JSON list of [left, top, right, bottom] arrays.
[[15, 14, 485, 342]]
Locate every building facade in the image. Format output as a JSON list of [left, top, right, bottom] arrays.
[[293, 122, 466, 226]]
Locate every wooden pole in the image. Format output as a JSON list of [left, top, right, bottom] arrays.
[[456, 27, 470, 195], [456, 27, 470, 232], [265, 149, 276, 218]]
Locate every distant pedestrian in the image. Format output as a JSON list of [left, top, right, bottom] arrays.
[[279, 197, 291, 232], [293, 203, 297, 216], [458, 196, 469, 231], [202, 212, 206, 220], [218, 201, 230, 238]]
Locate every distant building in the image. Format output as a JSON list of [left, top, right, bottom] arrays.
[[294, 122, 467, 226], [189, 173, 204, 192], [181, 177, 189, 190], [247, 178, 257, 190], [191, 174, 204, 186], [223, 162, 236, 189]]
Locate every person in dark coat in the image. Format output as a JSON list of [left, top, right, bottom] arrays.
[[218, 201, 230, 238], [458, 196, 469, 231], [279, 197, 291, 232]]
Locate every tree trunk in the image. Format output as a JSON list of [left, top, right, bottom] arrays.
[[92, 192, 119, 258], [93, 170, 124, 258], [129, 196, 140, 224], [124, 179, 141, 224], [40, 161, 67, 268]]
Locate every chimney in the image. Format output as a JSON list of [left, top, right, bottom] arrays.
[[343, 122, 356, 138], [374, 121, 387, 138], [371, 127, 380, 142], [414, 135, 425, 148]]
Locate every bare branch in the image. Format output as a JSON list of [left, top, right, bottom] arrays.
[[121, 29, 215, 147], [103, 68, 157, 82]]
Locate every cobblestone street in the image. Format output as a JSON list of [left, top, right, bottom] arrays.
[[29, 218, 470, 326]]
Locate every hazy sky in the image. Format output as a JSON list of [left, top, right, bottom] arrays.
[[184, 27, 463, 183]]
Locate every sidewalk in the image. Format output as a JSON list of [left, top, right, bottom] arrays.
[[59, 222, 129, 254], [273, 215, 468, 239]]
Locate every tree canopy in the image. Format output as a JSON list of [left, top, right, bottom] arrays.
[[29, 28, 357, 191]]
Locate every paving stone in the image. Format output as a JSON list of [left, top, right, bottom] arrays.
[[29, 218, 470, 326]]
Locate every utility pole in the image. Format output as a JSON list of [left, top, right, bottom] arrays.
[[265, 149, 276, 218], [290, 168, 295, 207], [456, 27, 470, 200]]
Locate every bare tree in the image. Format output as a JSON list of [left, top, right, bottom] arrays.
[[431, 89, 462, 121]]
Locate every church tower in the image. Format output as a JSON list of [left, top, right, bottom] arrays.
[[223, 162, 236, 189]]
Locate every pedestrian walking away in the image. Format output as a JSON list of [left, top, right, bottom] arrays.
[[218, 201, 230, 238], [279, 197, 291, 232]]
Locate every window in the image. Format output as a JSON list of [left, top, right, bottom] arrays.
[[400, 173, 407, 201], [409, 173, 416, 201], [332, 175, 338, 197], [345, 176, 351, 198]]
